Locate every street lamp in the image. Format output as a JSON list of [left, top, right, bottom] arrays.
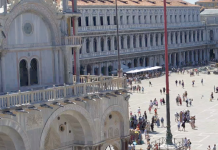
[[163, 0, 173, 145]]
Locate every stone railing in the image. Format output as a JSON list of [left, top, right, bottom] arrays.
[[79, 41, 207, 59], [78, 22, 203, 32], [61, 36, 82, 46], [73, 75, 114, 83], [0, 76, 126, 109], [6, 43, 52, 49]]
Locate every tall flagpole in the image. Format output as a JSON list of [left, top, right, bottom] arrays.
[[115, 0, 121, 77], [163, 0, 173, 145]]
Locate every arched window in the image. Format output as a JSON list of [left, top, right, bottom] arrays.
[[101, 38, 104, 51], [184, 15, 186, 22], [180, 32, 182, 43], [197, 31, 199, 41], [127, 36, 130, 48], [30, 58, 38, 85], [93, 38, 97, 52], [107, 37, 111, 51], [155, 34, 158, 45], [150, 34, 153, 46], [193, 32, 195, 42], [114, 37, 117, 50], [121, 36, 124, 49], [201, 30, 204, 41], [175, 32, 178, 44], [185, 32, 187, 43], [133, 35, 136, 48], [189, 32, 191, 42], [160, 15, 162, 23], [19, 59, 28, 87], [210, 30, 213, 41], [171, 33, 173, 44], [145, 34, 147, 47], [161, 34, 163, 45], [86, 38, 90, 53], [139, 35, 142, 47]]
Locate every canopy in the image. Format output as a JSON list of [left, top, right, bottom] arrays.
[[124, 66, 162, 74]]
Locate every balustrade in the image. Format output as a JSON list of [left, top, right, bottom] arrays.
[[0, 76, 126, 109], [62, 36, 82, 46]]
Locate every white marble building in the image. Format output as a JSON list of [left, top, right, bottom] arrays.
[[0, 0, 130, 149], [76, 0, 218, 76]]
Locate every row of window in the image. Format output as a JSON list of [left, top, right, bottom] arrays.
[[78, 14, 199, 27], [83, 31, 204, 53], [19, 58, 38, 87]]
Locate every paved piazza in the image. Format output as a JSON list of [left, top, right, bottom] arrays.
[[129, 71, 218, 149]]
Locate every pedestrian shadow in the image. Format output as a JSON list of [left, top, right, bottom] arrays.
[[148, 131, 160, 135]]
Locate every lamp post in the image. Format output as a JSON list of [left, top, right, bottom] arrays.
[[163, 0, 173, 145], [115, 0, 121, 77]]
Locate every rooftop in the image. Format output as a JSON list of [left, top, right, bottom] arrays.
[[201, 8, 218, 14], [196, 0, 218, 3], [77, 0, 199, 7]]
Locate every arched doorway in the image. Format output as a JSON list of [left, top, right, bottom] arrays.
[[176, 53, 179, 66], [94, 68, 99, 75], [139, 58, 143, 66], [210, 49, 215, 60], [108, 66, 113, 76], [134, 58, 137, 67], [145, 57, 149, 67], [87, 65, 92, 75], [127, 62, 131, 68], [101, 66, 106, 75], [19, 59, 28, 86], [41, 108, 95, 150], [80, 66, 84, 75], [30, 58, 38, 85]]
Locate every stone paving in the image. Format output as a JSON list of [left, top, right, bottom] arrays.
[[129, 71, 218, 150]]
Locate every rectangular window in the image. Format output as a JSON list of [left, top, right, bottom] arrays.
[[144, 16, 146, 23], [78, 17, 81, 27], [138, 16, 141, 24], [85, 17, 89, 26], [127, 16, 129, 24], [133, 16, 135, 24], [150, 15, 152, 23], [114, 16, 117, 25], [100, 16, 103, 25], [93, 16, 96, 26], [120, 16, 123, 25], [107, 16, 110, 25], [155, 15, 157, 23]]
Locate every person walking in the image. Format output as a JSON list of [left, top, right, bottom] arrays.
[[213, 144, 216, 150], [161, 117, 164, 127], [175, 80, 178, 86], [177, 121, 181, 131], [211, 92, 214, 102], [138, 107, 141, 116], [156, 118, 160, 128], [149, 81, 152, 87], [187, 139, 191, 150], [163, 87, 166, 94], [201, 79, 203, 85], [208, 145, 211, 150], [150, 123, 154, 132], [144, 111, 147, 120], [160, 89, 162, 94], [181, 121, 185, 131], [186, 99, 189, 107]]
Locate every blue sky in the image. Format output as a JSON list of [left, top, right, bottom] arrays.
[[187, 0, 198, 4]]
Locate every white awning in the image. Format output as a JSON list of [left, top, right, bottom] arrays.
[[125, 66, 162, 74]]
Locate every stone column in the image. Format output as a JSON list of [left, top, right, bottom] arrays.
[[153, 33, 156, 47], [97, 37, 101, 52], [147, 34, 151, 47], [186, 31, 189, 43], [111, 36, 114, 51], [199, 30, 202, 42], [169, 53, 172, 65], [191, 31, 193, 42], [130, 35, 133, 48], [124, 35, 127, 49], [158, 33, 161, 46], [215, 49, 218, 60], [131, 59, 134, 68], [178, 52, 182, 66], [136, 34, 139, 48], [90, 37, 93, 53], [199, 49, 202, 61], [104, 37, 107, 52], [91, 64, 94, 75], [137, 58, 140, 67], [203, 30, 206, 41], [168, 32, 171, 45], [82, 38, 86, 54], [178, 32, 181, 44], [64, 47, 73, 84], [182, 32, 185, 43], [142, 57, 145, 67], [191, 51, 194, 64], [195, 50, 198, 62], [105, 62, 109, 76], [173, 32, 176, 44], [187, 51, 190, 62], [174, 53, 177, 67], [142, 34, 145, 47], [195, 30, 198, 42]]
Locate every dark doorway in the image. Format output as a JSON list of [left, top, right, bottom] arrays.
[[210, 49, 215, 60]]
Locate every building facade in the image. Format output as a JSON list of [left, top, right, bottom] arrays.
[[0, 0, 129, 150], [77, 0, 218, 76], [195, 0, 218, 9]]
